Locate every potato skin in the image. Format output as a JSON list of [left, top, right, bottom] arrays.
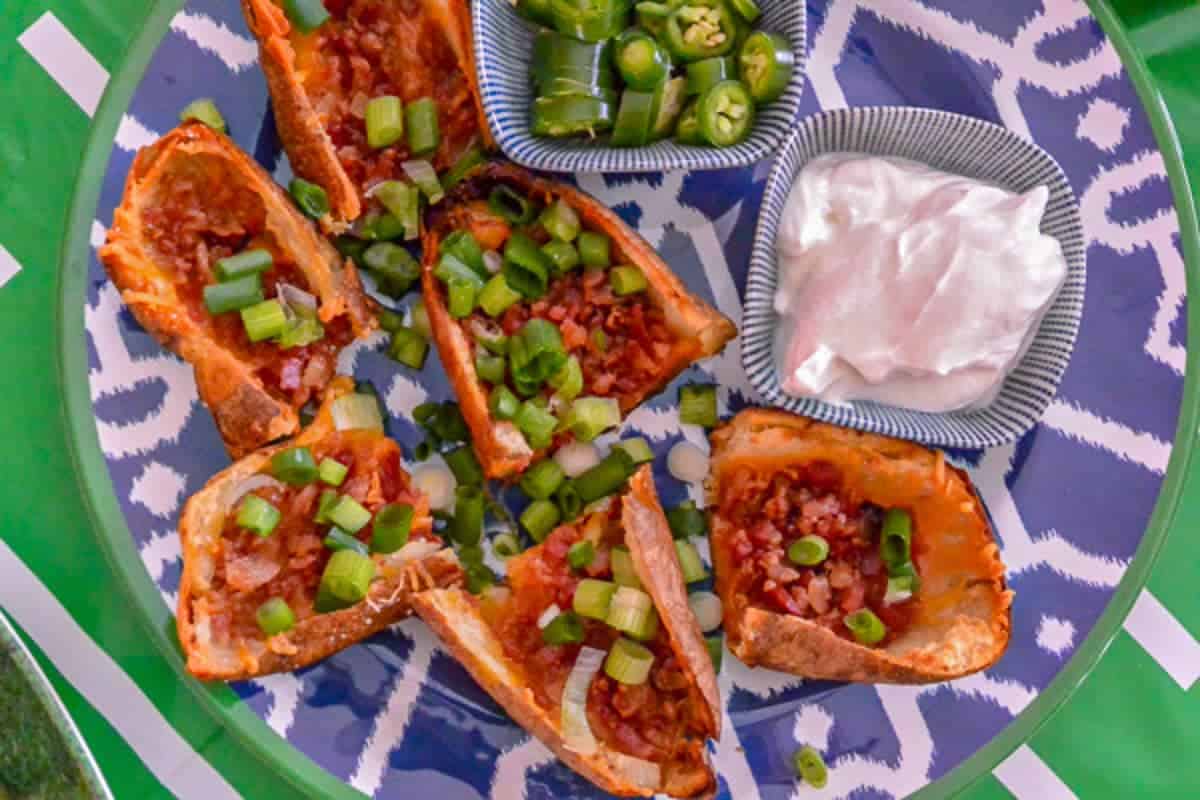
[[176, 377, 463, 681], [708, 409, 1013, 684], [421, 162, 737, 479], [99, 123, 375, 459]]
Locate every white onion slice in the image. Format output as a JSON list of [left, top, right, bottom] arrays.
[[483, 250, 503, 274], [561, 646, 607, 755], [385, 539, 443, 566], [537, 604, 563, 629], [412, 464, 457, 512], [608, 753, 662, 791], [278, 282, 317, 312], [224, 474, 285, 511], [332, 394, 384, 432], [401, 160, 445, 203], [554, 441, 601, 478], [688, 591, 723, 633], [668, 441, 709, 484]]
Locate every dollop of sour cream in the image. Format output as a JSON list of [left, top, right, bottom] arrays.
[[774, 154, 1068, 413]]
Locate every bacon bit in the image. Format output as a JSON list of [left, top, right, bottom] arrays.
[[224, 551, 283, 593], [828, 561, 855, 589], [612, 683, 653, 718], [765, 562, 801, 585], [342, 474, 371, 503], [591, 372, 616, 394], [750, 519, 783, 545], [860, 552, 882, 577], [840, 582, 866, 613], [560, 318, 587, 350], [807, 575, 832, 614], [767, 586, 805, 615]]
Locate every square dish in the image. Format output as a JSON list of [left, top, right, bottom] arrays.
[[742, 106, 1087, 448], [472, 0, 806, 173]]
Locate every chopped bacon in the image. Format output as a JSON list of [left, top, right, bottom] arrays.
[[560, 318, 587, 350]]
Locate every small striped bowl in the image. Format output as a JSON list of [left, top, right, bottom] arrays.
[[472, 0, 806, 173], [743, 107, 1087, 448]]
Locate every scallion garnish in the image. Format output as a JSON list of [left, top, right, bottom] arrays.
[[679, 383, 719, 428], [405, 97, 441, 157], [371, 503, 414, 554], [611, 546, 642, 589], [389, 327, 429, 369], [204, 275, 264, 315], [489, 385, 520, 420], [443, 445, 485, 487], [255, 598, 296, 636], [666, 500, 707, 539], [567, 540, 595, 570], [324, 527, 369, 556], [271, 447, 319, 486], [237, 495, 281, 537], [366, 96, 405, 149], [787, 535, 829, 566], [844, 609, 887, 646], [520, 459, 567, 501], [289, 178, 330, 220], [573, 578, 618, 620], [327, 495, 372, 533], [573, 449, 635, 504], [542, 610, 586, 645], [180, 98, 227, 133], [604, 638, 654, 685], [318, 549, 375, 606], [540, 198, 582, 242], [241, 299, 288, 342], [675, 540, 708, 584], [520, 498, 561, 542], [578, 231, 611, 268], [318, 458, 349, 487]]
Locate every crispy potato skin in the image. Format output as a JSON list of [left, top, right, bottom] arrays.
[[422, 162, 737, 480], [241, 0, 493, 228], [707, 409, 1013, 684], [413, 473, 717, 797], [98, 123, 375, 459], [176, 378, 463, 681]]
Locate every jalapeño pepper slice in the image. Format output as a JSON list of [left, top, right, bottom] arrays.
[[663, 0, 737, 63], [515, 0, 556, 27], [540, 77, 620, 107], [674, 98, 705, 144], [610, 89, 656, 147], [532, 30, 616, 88], [649, 76, 688, 140], [727, 0, 760, 23], [697, 79, 754, 146], [685, 55, 734, 95], [549, 0, 631, 42], [739, 30, 794, 103], [634, 0, 673, 36], [614, 29, 672, 90], [532, 94, 617, 137]]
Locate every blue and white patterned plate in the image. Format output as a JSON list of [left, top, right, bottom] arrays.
[[474, 0, 806, 173], [743, 107, 1086, 448], [84, 1, 1186, 798]]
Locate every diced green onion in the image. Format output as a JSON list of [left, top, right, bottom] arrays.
[[705, 634, 724, 671], [614, 437, 655, 466], [549, 356, 583, 402], [555, 481, 584, 521], [564, 396, 621, 443], [278, 314, 325, 349], [788, 535, 829, 567], [319, 549, 376, 605], [515, 400, 559, 450], [241, 299, 289, 342], [366, 96, 405, 149], [289, 177, 330, 219], [610, 266, 648, 296], [440, 230, 486, 277], [444, 445, 484, 487], [611, 546, 642, 589], [271, 447, 319, 486], [471, 319, 510, 355], [410, 299, 432, 340], [489, 385, 520, 420], [591, 328, 608, 352], [503, 232, 553, 299], [335, 235, 370, 265], [237, 494, 281, 536], [475, 352, 507, 385], [510, 319, 568, 394], [573, 449, 635, 504], [540, 199, 582, 242], [666, 500, 707, 539], [318, 458, 349, 487], [521, 459, 567, 500], [606, 586, 656, 639], [256, 598, 296, 636], [568, 540, 595, 570], [793, 746, 828, 788], [389, 327, 429, 369], [215, 249, 273, 282], [281, 0, 330, 32], [405, 97, 440, 157], [604, 638, 654, 685], [521, 498, 561, 542], [884, 574, 918, 605], [488, 185, 538, 225], [675, 540, 708, 583], [543, 610, 586, 645], [447, 281, 478, 319], [180, 98, 227, 133], [541, 240, 581, 275], [371, 504, 414, 554], [578, 231, 611, 268], [374, 181, 421, 241], [880, 508, 913, 568], [844, 609, 887, 646], [415, 401, 469, 442], [363, 242, 420, 297], [356, 210, 406, 242], [314, 489, 339, 524], [465, 562, 497, 595], [332, 393, 385, 432], [204, 275, 264, 314], [443, 145, 485, 189], [402, 160, 444, 204], [452, 486, 486, 546], [493, 532, 522, 560], [479, 273, 523, 317], [324, 527, 369, 555], [573, 578, 618, 620], [679, 383, 718, 428], [328, 495, 372, 534]]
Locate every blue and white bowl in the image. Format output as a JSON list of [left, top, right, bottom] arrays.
[[472, 0, 806, 173], [743, 107, 1087, 448]]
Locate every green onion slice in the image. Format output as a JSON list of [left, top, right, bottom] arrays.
[[549, 356, 583, 402], [241, 299, 288, 342], [610, 265, 649, 296], [443, 145, 485, 189], [844, 609, 887, 646], [180, 98, 227, 133], [520, 498, 561, 543], [675, 540, 708, 584], [237, 495, 281, 537], [604, 638, 654, 685], [577, 231, 611, 268], [606, 586, 657, 640], [521, 459, 567, 500], [256, 598, 296, 636], [331, 393, 385, 432], [489, 385, 520, 421], [564, 396, 621, 443], [510, 319, 568, 393], [880, 508, 913, 568], [493, 532, 521, 560], [328, 495, 372, 533], [793, 746, 828, 788], [452, 486, 486, 546], [540, 199, 582, 242], [568, 540, 595, 570], [389, 327, 429, 369], [614, 437, 655, 466], [204, 275, 264, 315], [289, 177, 330, 219], [324, 527, 369, 555], [371, 504, 414, 554], [666, 500, 707, 539], [402, 160, 444, 204], [679, 383, 719, 428], [705, 634, 724, 671], [271, 447, 319, 486], [281, 0, 330, 32], [788, 535, 830, 567], [314, 489, 339, 525], [515, 400, 559, 450], [475, 352, 507, 385], [214, 249, 273, 282], [319, 549, 376, 605], [503, 232, 553, 299], [366, 96, 405, 149], [542, 240, 581, 275], [884, 572, 918, 605], [318, 458, 349, 487], [573, 578, 618, 620], [573, 449, 635, 504], [405, 97, 440, 157], [543, 610, 586, 645], [611, 546, 643, 589], [444, 445, 485, 487], [479, 273, 523, 318], [555, 481, 584, 522], [488, 185, 538, 224]]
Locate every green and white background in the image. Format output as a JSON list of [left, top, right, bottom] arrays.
[[3, 0, 1200, 797]]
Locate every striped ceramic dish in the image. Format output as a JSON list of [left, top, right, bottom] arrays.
[[472, 0, 806, 173], [743, 107, 1087, 448]]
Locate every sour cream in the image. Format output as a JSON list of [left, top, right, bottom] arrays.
[[774, 154, 1068, 413]]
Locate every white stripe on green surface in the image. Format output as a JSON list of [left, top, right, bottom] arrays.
[[993, 745, 1078, 800], [1123, 589, 1200, 690], [0, 540, 238, 800], [0, 244, 21, 289], [17, 11, 108, 116]]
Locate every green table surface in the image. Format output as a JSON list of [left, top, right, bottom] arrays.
[[1, 0, 1199, 798]]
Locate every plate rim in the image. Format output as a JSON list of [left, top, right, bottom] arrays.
[[52, 1, 1200, 799]]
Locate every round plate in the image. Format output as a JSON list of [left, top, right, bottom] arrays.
[[62, 1, 1189, 798]]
